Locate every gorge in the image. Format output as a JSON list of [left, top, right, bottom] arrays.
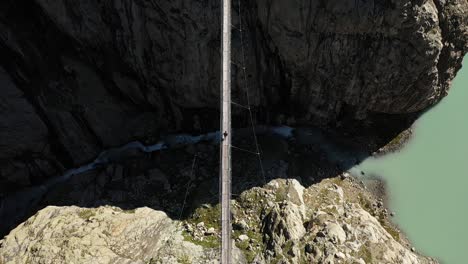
[[0, 0, 467, 263]]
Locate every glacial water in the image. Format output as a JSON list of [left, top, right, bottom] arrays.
[[355, 57, 467, 264]]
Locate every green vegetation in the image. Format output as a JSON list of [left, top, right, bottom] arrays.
[[187, 205, 220, 229], [386, 131, 407, 149], [282, 240, 294, 256], [317, 187, 338, 205], [233, 229, 263, 262], [380, 220, 400, 242], [322, 205, 339, 215], [238, 189, 269, 219], [122, 208, 136, 214], [357, 246, 373, 263], [357, 193, 372, 213], [77, 209, 96, 220], [182, 204, 221, 249], [275, 186, 287, 202], [182, 230, 219, 248], [231, 190, 269, 262]]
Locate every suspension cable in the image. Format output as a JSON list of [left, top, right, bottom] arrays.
[[178, 153, 198, 219], [236, 0, 267, 184]]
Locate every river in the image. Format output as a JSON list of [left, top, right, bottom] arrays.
[[354, 57, 467, 264]]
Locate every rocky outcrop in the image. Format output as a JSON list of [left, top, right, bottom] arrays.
[[0, 206, 240, 264], [0, 178, 437, 263], [231, 178, 437, 263], [0, 0, 466, 189]]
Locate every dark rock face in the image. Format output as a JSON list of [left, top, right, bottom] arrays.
[[0, 67, 51, 188], [0, 0, 466, 188], [0, 67, 47, 160], [258, 0, 447, 115]]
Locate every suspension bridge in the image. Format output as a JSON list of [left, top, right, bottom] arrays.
[[220, 0, 266, 262]]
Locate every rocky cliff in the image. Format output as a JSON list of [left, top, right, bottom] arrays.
[[0, 0, 466, 191], [0, 178, 438, 264]]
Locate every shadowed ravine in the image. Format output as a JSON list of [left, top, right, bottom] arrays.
[[0, 125, 374, 238]]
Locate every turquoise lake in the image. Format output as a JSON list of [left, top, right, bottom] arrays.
[[355, 57, 467, 264]]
